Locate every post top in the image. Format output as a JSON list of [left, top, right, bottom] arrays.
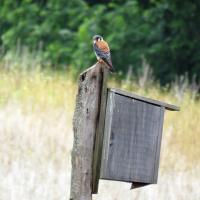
[[109, 88, 180, 111]]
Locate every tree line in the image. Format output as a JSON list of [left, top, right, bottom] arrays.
[[0, 0, 200, 84]]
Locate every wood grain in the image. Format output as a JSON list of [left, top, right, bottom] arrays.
[[70, 63, 106, 200], [92, 67, 109, 194], [101, 90, 165, 187]]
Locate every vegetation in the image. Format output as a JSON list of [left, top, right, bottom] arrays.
[[0, 62, 199, 198], [1, 0, 200, 84], [0, 1, 200, 198], [0, 59, 199, 168]]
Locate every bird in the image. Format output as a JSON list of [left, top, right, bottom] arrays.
[[93, 35, 114, 72]]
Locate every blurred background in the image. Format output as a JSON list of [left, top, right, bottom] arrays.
[[0, 0, 200, 199]]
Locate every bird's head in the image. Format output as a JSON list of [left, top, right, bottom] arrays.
[[93, 35, 103, 43]]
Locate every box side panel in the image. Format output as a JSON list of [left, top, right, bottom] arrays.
[[101, 93, 162, 183]]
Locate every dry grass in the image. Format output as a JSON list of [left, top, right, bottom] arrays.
[[0, 68, 200, 199]]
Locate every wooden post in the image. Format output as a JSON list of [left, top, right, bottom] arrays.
[[70, 63, 108, 200], [92, 64, 109, 194]]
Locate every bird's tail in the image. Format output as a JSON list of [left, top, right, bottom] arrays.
[[102, 58, 115, 72]]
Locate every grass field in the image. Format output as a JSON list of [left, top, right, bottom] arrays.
[[0, 67, 200, 199]]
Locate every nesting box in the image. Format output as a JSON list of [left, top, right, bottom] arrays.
[[94, 88, 179, 191]]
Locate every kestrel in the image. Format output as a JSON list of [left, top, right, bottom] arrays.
[[93, 35, 114, 72]]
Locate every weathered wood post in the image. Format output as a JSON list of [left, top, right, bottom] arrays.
[[70, 63, 108, 200]]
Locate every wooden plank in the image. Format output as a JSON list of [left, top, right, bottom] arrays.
[[92, 67, 109, 194], [110, 88, 180, 111], [131, 106, 165, 189], [100, 91, 115, 179], [101, 91, 162, 185], [153, 106, 165, 182], [70, 63, 107, 200]]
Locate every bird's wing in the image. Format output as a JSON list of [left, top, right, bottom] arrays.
[[93, 41, 114, 72], [93, 41, 110, 59], [96, 40, 110, 52]]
